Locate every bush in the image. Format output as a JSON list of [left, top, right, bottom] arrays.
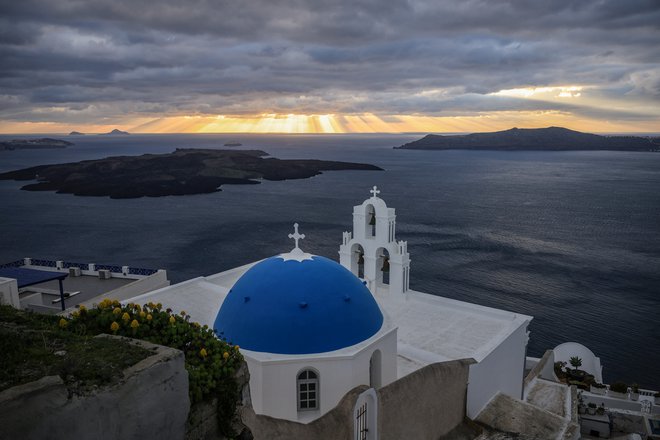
[[609, 382, 628, 393], [568, 380, 588, 390], [591, 382, 606, 389], [0, 305, 150, 392], [62, 300, 242, 436], [569, 356, 583, 370]]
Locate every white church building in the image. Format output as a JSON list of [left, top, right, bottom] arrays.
[[128, 187, 532, 429]]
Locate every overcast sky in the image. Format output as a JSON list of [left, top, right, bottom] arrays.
[[1, 0, 659, 133]]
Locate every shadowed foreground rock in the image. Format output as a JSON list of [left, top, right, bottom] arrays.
[[0, 148, 382, 199]]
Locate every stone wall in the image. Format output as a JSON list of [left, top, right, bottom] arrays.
[[0, 335, 190, 440], [378, 359, 473, 440], [241, 358, 473, 440]]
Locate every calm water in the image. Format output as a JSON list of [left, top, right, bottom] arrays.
[[1, 133, 659, 388]]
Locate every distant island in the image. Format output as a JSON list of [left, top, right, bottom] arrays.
[[224, 141, 242, 147], [0, 138, 73, 151], [69, 131, 84, 136], [396, 127, 660, 151], [101, 129, 130, 136], [0, 148, 382, 199]]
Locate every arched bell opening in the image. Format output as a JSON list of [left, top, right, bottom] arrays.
[[376, 248, 390, 285], [365, 204, 376, 238], [351, 243, 365, 279]]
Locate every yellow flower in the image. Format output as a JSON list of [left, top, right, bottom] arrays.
[[130, 319, 139, 329], [71, 310, 79, 318], [110, 321, 119, 332], [223, 351, 229, 360], [200, 348, 208, 358], [234, 345, 240, 351], [139, 311, 146, 318], [58, 318, 68, 329], [146, 314, 153, 321], [156, 303, 162, 310], [169, 316, 176, 324], [122, 312, 130, 322], [180, 310, 187, 316], [113, 307, 121, 315], [112, 300, 120, 306], [78, 305, 87, 312]]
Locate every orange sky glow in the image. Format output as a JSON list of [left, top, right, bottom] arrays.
[[2, 111, 658, 135], [2, 86, 659, 134]]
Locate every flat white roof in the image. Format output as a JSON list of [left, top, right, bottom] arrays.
[[125, 259, 532, 377], [374, 287, 531, 373], [126, 261, 258, 327]]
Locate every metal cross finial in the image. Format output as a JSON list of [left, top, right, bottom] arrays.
[[288, 223, 305, 250], [370, 186, 380, 198]]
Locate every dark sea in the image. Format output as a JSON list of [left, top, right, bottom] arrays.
[[1, 133, 659, 389]]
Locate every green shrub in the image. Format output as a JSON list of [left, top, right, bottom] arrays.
[[591, 382, 606, 389], [609, 382, 628, 393], [63, 300, 242, 436], [0, 305, 149, 392], [569, 356, 582, 371], [568, 380, 588, 390]]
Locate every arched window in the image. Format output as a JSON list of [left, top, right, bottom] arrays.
[[297, 369, 319, 411]]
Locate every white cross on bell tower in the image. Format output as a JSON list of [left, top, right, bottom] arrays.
[[288, 223, 305, 251], [370, 186, 380, 198]]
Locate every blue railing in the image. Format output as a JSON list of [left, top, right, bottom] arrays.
[[1, 258, 158, 276], [0, 260, 24, 269], [128, 267, 159, 276], [30, 259, 57, 267], [62, 261, 90, 270], [94, 264, 124, 273]]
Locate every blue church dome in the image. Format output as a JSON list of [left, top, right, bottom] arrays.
[[213, 255, 384, 355]]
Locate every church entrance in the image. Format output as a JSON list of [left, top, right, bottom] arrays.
[[354, 389, 377, 440], [355, 400, 368, 440]]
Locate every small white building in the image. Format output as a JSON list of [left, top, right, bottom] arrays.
[[128, 187, 532, 425]]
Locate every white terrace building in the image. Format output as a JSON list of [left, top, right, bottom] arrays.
[[127, 187, 532, 429]]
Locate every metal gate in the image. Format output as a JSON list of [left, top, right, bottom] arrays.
[[356, 401, 368, 440]]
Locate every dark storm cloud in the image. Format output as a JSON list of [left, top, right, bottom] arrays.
[[0, 0, 658, 123]]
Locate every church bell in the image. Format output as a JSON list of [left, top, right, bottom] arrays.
[[369, 212, 376, 226], [357, 252, 364, 265], [381, 257, 390, 272]]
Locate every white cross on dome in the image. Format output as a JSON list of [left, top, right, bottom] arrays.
[[288, 223, 305, 250]]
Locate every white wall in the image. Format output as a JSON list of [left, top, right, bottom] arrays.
[[247, 328, 397, 423], [467, 321, 529, 418], [0, 277, 20, 308]]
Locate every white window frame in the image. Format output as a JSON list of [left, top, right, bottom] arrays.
[[297, 368, 319, 411]]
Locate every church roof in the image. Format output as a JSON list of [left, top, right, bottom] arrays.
[[213, 254, 384, 355]]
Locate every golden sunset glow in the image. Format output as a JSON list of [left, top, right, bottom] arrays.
[[2, 111, 658, 135]]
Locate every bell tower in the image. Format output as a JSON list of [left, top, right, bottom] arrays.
[[339, 186, 411, 296]]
